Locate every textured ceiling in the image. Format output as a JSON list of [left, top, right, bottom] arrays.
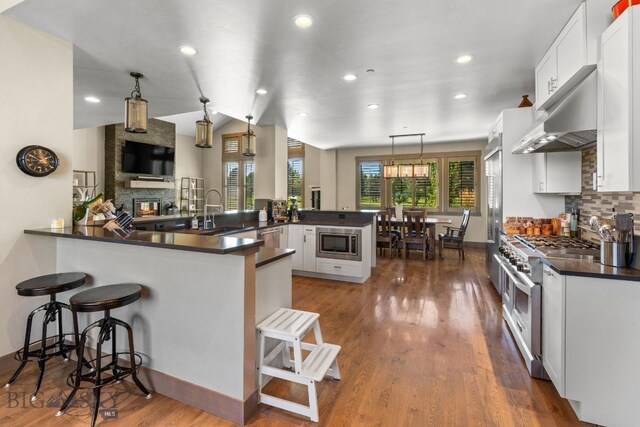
[[4, 0, 583, 148]]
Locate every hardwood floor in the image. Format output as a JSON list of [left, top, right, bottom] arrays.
[[0, 249, 589, 426]]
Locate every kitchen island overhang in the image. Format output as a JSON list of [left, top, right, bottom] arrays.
[[22, 227, 294, 425]]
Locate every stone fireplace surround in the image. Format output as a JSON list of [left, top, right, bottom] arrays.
[[104, 119, 176, 215]]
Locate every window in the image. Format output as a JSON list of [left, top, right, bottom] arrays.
[[358, 161, 383, 209], [287, 139, 305, 207], [447, 158, 476, 210], [287, 158, 304, 207], [222, 133, 254, 211], [355, 152, 479, 213]]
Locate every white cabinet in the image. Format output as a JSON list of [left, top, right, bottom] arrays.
[[535, 1, 610, 110], [288, 224, 316, 272], [597, 7, 640, 192], [288, 224, 304, 270], [279, 225, 288, 249], [532, 152, 582, 194], [315, 258, 362, 278], [535, 49, 559, 108], [303, 226, 316, 272], [542, 265, 566, 397]]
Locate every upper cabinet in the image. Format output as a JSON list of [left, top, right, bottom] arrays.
[[535, 1, 611, 111], [532, 152, 582, 194], [597, 6, 640, 192]]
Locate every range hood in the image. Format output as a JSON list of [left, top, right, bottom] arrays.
[[512, 70, 597, 154]]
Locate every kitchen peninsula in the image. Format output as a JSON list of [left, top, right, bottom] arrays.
[[23, 226, 293, 425]]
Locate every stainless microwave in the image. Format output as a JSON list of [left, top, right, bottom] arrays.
[[316, 227, 362, 261]]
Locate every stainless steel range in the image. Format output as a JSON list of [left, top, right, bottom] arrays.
[[497, 234, 600, 379], [497, 235, 546, 379]]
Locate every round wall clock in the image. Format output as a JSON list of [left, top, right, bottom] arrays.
[[16, 145, 60, 177]]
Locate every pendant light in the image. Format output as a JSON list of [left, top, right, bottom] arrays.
[[398, 164, 414, 178], [383, 136, 399, 178], [242, 115, 256, 156], [124, 72, 148, 133], [195, 97, 213, 148], [413, 134, 431, 178]]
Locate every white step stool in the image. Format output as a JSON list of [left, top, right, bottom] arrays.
[[257, 308, 341, 422]]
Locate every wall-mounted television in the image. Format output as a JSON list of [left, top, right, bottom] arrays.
[[123, 140, 175, 176]]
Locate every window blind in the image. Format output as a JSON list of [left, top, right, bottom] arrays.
[[359, 161, 382, 209], [448, 159, 476, 209], [244, 161, 255, 210], [224, 162, 239, 211]]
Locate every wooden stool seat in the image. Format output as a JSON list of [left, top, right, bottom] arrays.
[[70, 283, 142, 313], [257, 308, 341, 423], [16, 272, 86, 297]]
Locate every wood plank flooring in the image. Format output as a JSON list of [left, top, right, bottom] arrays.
[[0, 249, 590, 426]]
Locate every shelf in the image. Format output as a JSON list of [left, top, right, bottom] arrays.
[[125, 180, 175, 189]]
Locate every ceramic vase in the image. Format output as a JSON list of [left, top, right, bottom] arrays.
[[395, 205, 403, 221]]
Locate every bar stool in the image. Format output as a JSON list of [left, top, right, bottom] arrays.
[[57, 283, 151, 427], [4, 272, 87, 401]]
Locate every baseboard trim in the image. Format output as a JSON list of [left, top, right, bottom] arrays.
[[1, 344, 259, 425], [464, 241, 486, 249]]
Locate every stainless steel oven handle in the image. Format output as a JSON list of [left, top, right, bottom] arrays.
[[259, 228, 281, 235], [501, 264, 534, 297]]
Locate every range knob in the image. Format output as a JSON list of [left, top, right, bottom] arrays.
[[510, 256, 518, 265], [522, 265, 531, 274], [516, 262, 524, 271]]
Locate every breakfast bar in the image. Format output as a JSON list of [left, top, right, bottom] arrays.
[[23, 227, 294, 425]]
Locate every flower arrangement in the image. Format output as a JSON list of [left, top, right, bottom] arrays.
[[73, 193, 116, 224]]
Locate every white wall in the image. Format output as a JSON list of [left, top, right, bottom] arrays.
[[174, 133, 204, 202], [335, 140, 487, 242], [0, 16, 73, 356], [320, 150, 337, 210], [73, 126, 105, 196], [202, 119, 250, 193], [304, 144, 321, 208]]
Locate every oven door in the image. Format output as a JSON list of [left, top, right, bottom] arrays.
[[499, 259, 515, 312], [510, 274, 541, 356]]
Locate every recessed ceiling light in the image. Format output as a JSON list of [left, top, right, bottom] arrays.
[[456, 55, 473, 64], [367, 104, 380, 109], [84, 96, 100, 103], [179, 45, 198, 56], [293, 14, 313, 29], [453, 93, 468, 99], [297, 112, 309, 117], [256, 88, 268, 95], [343, 74, 357, 81]]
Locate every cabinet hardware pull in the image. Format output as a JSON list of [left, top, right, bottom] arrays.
[[334, 265, 342, 269]]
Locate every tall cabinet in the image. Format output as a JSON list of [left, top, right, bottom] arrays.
[[180, 177, 205, 216], [597, 6, 640, 192]]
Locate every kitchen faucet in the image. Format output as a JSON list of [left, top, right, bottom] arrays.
[[203, 189, 224, 230]]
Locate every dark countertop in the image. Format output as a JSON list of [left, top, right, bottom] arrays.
[[542, 257, 640, 282], [255, 248, 296, 268], [24, 227, 264, 255]]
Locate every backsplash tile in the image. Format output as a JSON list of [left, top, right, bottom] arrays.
[[565, 147, 640, 232]]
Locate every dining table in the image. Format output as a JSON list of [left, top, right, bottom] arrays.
[[388, 216, 452, 260]]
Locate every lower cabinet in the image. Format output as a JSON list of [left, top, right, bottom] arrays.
[[288, 224, 305, 270], [303, 226, 316, 272], [315, 258, 362, 277], [542, 264, 566, 397]]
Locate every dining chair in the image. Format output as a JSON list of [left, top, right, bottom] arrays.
[[376, 209, 397, 258], [398, 210, 429, 260], [439, 208, 471, 260]]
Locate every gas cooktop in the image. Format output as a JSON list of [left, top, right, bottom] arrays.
[[513, 235, 600, 259]]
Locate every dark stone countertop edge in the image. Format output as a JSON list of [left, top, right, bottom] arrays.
[[541, 257, 640, 282], [24, 228, 264, 255], [255, 248, 296, 268]]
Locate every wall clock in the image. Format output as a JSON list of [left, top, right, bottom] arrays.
[[16, 145, 60, 177]]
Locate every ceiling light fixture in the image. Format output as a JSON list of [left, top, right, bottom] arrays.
[[453, 93, 468, 99], [343, 74, 357, 81], [256, 88, 268, 95], [547, 135, 557, 140], [124, 72, 148, 133], [297, 112, 309, 117], [367, 104, 380, 109], [383, 136, 399, 179], [195, 96, 213, 148], [293, 14, 313, 29], [242, 115, 256, 157], [179, 45, 198, 56], [456, 55, 473, 64], [84, 96, 100, 103]]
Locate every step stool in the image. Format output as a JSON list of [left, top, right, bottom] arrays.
[[257, 308, 341, 422]]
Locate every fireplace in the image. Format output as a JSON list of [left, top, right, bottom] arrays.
[[133, 198, 161, 217]]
